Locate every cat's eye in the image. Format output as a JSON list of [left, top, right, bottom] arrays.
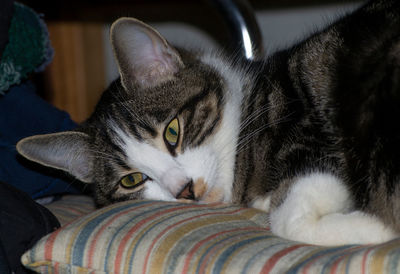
[[164, 117, 180, 147], [120, 172, 148, 189]]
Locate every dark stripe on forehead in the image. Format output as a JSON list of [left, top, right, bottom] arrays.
[[179, 80, 224, 114], [182, 102, 222, 148], [115, 157, 131, 171], [137, 122, 157, 137], [182, 106, 195, 132], [180, 78, 224, 148], [112, 103, 145, 141], [126, 116, 158, 138], [114, 111, 154, 142], [127, 123, 145, 141], [111, 98, 155, 137], [193, 114, 221, 147]]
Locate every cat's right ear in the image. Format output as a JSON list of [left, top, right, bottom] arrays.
[[110, 17, 184, 90], [16, 132, 94, 183]]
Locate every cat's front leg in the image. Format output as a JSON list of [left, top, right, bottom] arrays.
[[265, 173, 397, 246]]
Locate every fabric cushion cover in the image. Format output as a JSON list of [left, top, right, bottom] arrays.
[[22, 199, 400, 273]]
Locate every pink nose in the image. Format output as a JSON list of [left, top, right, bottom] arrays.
[[176, 180, 194, 200]]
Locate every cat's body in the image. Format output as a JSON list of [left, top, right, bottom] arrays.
[[17, 0, 400, 245]]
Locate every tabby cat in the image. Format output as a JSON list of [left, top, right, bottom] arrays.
[[17, 0, 400, 245]]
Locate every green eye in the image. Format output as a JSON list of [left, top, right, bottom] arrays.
[[120, 172, 148, 189], [164, 118, 180, 147]]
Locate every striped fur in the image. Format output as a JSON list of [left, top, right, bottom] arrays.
[[16, 0, 400, 245]]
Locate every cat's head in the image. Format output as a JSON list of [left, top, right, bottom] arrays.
[[17, 18, 245, 206]]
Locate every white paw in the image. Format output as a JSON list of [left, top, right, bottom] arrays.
[[269, 172, 398, 245]]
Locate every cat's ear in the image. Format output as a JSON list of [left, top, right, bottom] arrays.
[[110, 17, 184, 89], [16, 132, 93, 183]]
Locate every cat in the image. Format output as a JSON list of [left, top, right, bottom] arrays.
[[16, 0, 400, 246]]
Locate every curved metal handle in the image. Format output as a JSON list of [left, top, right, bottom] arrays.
[[209, 0, 264, 61]]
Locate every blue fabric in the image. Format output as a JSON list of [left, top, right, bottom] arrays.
[[0, 81, 81, 198]]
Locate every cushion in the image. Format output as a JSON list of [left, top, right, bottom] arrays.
[[45, 195, 96, 226], [22, 199, 400, 273]]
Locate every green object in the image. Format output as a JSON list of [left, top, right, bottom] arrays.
[[0, 2, 53, 95]]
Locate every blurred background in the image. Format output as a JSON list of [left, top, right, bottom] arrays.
[[21, 0, 361, 123]]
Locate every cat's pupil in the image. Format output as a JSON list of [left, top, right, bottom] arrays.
[[169, 128, 177, 136]]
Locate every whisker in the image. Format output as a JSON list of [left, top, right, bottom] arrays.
[[236, 112, 295, 154], [239, 104, 271, 131], [239, 98, 299, 133], [83, 148, 122, 163]]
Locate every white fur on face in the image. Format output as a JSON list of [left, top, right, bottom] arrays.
[[113, 126, 186, 200], [113, 125, 228, 201], [199, 52, 247, 202], [269, 172, 398, 245]]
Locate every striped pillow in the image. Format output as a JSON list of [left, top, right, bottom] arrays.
[[44, 195, 96, 226], [22, 200, 400, 273]]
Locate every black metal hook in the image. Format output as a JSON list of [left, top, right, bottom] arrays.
[[208, 0, 264, 61]]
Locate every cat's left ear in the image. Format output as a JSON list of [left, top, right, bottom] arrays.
[[16, 132, 94, 183], [110, 17, 184, 90]]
